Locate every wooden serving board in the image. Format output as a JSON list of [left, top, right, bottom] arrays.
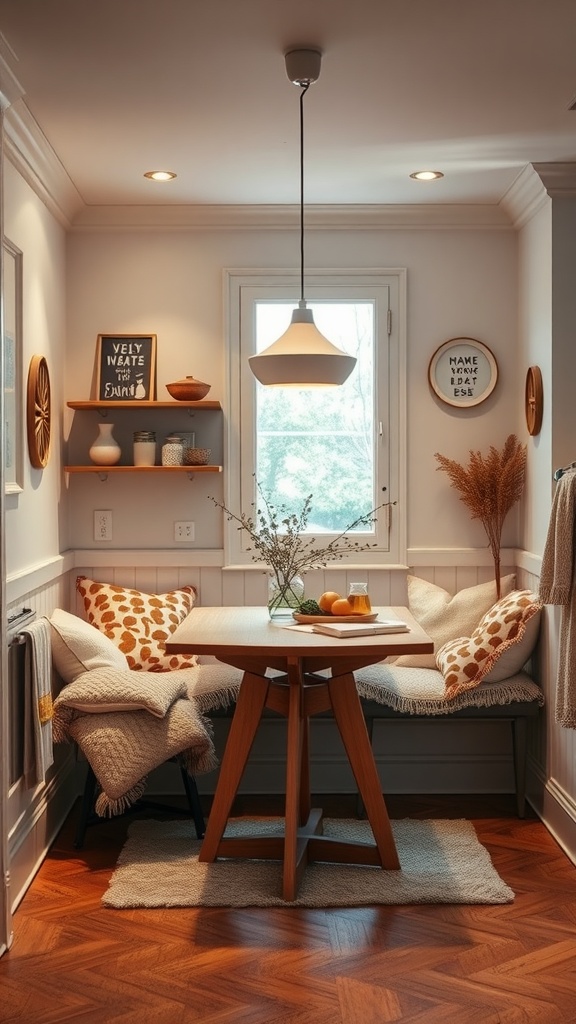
[[292, 612, 379, 624]]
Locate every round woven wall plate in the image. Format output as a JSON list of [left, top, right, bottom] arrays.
[[27, 354, 51, 468]]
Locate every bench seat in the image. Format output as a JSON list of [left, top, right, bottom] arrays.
[[353, 664, 543, 817], [195, 660, 544, 818]]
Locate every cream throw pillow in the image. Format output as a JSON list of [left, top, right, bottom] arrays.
[[76, 576, 198, 672], [394, 574, 516, 669], [436, 591, 542, 698], [49, 608, 129, 683]]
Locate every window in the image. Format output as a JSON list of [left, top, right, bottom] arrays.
[[226, 269, 405, 567]]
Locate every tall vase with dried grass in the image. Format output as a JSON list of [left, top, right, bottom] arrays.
[[434, 434, 527, 599]]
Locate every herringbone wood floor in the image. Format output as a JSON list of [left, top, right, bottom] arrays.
[[2, 794, 576, 1024]]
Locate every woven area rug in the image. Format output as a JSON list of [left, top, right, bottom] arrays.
[[103, 817, 514, 908]]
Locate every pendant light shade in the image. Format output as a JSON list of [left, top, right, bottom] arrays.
[[249, 305, 357, 386], [249, 49, 357, 389]]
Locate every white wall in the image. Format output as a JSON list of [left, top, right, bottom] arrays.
[[517, 170, 576, 864], [65, 223, 520, 554], [518, 198, 552, 557], [550, 199, 576, 475], [4, 161, 67, 578], [3, 160, 75, 914]]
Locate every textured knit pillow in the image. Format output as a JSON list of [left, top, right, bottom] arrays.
[[393, 574, 516, 669], [76, 576, 198, 672], [436, 590, 542, 699], [54, 666, 188, 716], [49, 608, 129, 683]]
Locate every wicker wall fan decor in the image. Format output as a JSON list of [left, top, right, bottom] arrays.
[[525, 365, 543, 436], [26, 354, 51, 468]]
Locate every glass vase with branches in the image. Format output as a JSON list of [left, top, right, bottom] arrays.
[[211, 481, 393, 616]]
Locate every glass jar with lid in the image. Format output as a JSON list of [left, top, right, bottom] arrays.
[[133, 430, 156, 467], [161, 434, 184, 466]]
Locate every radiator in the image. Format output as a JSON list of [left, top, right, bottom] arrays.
[[7, 608, 36, 786]]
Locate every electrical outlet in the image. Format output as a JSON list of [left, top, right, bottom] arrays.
[[94, 509, 113, 541], [174, 521, 195, 542]]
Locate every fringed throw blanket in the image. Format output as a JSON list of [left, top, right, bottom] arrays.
[[354, 663, 544, 715], [22, 617, 54, 787], [51, 661, 245, 816], [539, 468, 576, 727]]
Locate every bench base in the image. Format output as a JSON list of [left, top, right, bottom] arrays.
[[359, 701, 540, 817]]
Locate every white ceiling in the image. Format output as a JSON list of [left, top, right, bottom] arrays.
[[1, 0, 576, 209]]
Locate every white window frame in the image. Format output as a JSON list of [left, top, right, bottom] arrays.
[[224, 267, 407, 567]]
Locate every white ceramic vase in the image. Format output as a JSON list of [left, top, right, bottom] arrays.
[[89, 422, 121, 466]]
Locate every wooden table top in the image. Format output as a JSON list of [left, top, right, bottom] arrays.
[[166, 605, 433, 660]]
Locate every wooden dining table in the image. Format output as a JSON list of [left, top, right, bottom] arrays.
[[167, 605, 433, 901]]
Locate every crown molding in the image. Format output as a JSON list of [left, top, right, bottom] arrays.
[[531, 162, 576, 196], [4, 100, 84, 228], [502, 162, 576, 230], [500, 164, 550, 229], [71, 202, 512, 231]]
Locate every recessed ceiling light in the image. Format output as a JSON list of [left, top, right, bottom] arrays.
[[410, 170, 444, 181], [144, 170, 177, 181]]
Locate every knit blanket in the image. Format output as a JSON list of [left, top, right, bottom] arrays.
[[538, 468, 576, 727], [57, 694, 217, 817], [52, 661, 246, 816]]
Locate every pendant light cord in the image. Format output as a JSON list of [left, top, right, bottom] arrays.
[[299, 82, 310, 305]]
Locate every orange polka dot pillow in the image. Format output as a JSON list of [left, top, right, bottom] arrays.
[[76, 576, 198, 672], [436, 590, 542, 700]]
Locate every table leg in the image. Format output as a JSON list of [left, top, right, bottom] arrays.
[[283, 667, 304, 900], [327, 671, 400, 870], [282, 660, 322, 900], [199, 670, 270, 862], [299, 704, 311, 824]]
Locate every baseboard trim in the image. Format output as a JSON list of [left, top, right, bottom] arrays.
[[8, 760, 77, 911], [529, 774, 576, 867]]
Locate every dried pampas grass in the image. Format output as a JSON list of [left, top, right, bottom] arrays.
[[435, 435, 527, 598]]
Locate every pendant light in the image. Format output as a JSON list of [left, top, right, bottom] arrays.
[[248, 48, 357, 388]]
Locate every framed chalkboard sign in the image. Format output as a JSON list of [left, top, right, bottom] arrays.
[[96, 334, 157, 401]]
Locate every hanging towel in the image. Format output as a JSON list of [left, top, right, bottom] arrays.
[[539, 468, 576, 727], [21, 616, 54, 787]]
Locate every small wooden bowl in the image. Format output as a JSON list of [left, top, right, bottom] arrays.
[[166, 376, 211, 401]]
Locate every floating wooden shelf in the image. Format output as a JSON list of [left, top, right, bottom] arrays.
[[64, 465, 222, 474], [65, 400, 223, 480], [67, 400, 221, 411]]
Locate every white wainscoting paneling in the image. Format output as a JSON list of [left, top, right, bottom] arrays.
[[6, 566, 78, 910]]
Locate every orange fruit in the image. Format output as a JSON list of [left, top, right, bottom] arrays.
[[330, 597, 355, 616], [318, 591, 341, 613]]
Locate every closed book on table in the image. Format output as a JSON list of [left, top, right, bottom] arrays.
[[311, 619, 409, 639]]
